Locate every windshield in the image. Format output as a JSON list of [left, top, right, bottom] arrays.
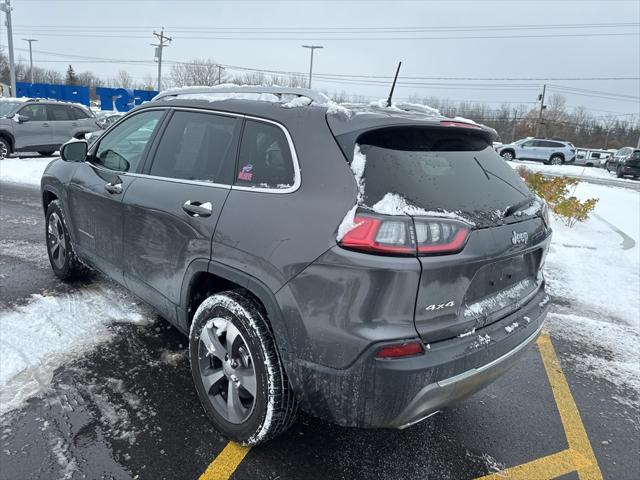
[[350, 126, 534, 227], [0, 102, 21, 117]]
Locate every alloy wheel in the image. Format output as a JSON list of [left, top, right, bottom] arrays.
[[47, 212, 67, 269], [501, 152, 513, 161], [551, 156, 562, 165], [198, 317, 257, 424], [0, 142, 7, 160]]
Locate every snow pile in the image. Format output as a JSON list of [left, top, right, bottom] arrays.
[[508, 160, 636, 185], [325, 101, 353, 117], [0, 285, 152, 414], [504, 322, 520, 333], [350, 144, 367, 203], [336, 205, 360, 242], [367, 99, 441, 117], [464, 278, 536, 319], [167, 92, 281, 103], [281, 96, 312, 109], [371, 192, 474, 224], [544, 181, 640, 406], [0, 156, 55, 186]]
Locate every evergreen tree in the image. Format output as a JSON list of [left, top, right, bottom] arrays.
[[65, 65, 77, 85]]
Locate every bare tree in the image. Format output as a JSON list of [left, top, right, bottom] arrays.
[[170, 59, 227, 87]]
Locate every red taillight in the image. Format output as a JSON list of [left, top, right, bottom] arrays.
[[339, 214, 471, 256], [339, 216, 415, 255], [376, 341, 424, 359], [439, 120, 482, 129]]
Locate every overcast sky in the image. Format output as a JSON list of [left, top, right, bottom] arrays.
[[6, 0, 640, 119]]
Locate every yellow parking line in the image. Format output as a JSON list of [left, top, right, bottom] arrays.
[[475, 334, 603, 480], [198, 442, 251, 480], [537, 334, 603, 480]]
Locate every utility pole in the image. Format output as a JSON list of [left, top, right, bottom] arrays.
[[511, 108, 519, 142], [302, 45, 323, 89], [217, 65, 225, 85], [152, 28, 171, 92], [535, 84, 547, 138], [22, 38, 37, 84], [0, 0, 16, 96]]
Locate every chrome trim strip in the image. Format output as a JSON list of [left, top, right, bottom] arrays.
[[438, 322, 544, 388], [123, 172, 231, 190], [86, 106, 300, 194]]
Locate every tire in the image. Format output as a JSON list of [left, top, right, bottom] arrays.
[[45, 200, 88, 280], [0, 137, 10, 160], [616, 166, 624, 178], [550, 155, 563, 165], [189, 291, 297, 445], [501, 151, 514, 161], [38, 151, 55, 156]]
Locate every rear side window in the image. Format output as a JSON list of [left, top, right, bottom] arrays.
[[235, 120, 295, 189], [47, 104, 73, 121], [71, 106, 90, 119], [149, 111, 237, 184], [350, 126, 532, 227]]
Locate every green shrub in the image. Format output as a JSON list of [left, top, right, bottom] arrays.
[[517, 166, 598, 227]]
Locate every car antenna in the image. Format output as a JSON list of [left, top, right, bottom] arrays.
[[386, 61, 402, 107]]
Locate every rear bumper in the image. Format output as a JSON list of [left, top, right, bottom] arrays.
[[621, 164, 640, 175], [288, 285, 550, 428]]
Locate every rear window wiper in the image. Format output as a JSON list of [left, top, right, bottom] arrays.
[[503, 197, 535, 219]]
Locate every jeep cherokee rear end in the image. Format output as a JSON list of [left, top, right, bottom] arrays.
[[279, 109, 551, 429]]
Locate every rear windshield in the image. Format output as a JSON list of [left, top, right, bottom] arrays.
[[349, 126, 534, 227]]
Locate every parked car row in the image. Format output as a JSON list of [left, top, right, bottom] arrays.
[[0, 98, 100, 159]]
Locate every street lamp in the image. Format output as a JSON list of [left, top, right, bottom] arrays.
[[22, 38, 38, 84], [302, 45, 323, 89]]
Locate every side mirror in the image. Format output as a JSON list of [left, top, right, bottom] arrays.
[[14, 114, 28, 123], [60, 140, 88, 162]]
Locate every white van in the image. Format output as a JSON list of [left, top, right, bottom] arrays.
[[574, 148, 616, 167]]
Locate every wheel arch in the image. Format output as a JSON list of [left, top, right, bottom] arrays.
[[42, 187, 60, 214], [501, 148, 515, 158], [551, 152, 565, 160], [180, 260, 293, 362], [0, 130, 15, 152]]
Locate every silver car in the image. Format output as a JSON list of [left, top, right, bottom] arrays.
[[0, 98, 99, 159], [496, 138, 576, 165]]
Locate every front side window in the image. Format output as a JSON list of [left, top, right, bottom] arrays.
[[71, 106, 90, 119], [94, 110, 164, 172], [521, 140, 536, 147], [18, 104, 47, 121], [235, 120, 295, 189], [149, 111, 237, 183]]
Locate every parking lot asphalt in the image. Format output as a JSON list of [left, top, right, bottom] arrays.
[[0, 180, 638, 480]]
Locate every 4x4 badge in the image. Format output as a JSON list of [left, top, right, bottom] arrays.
[[425, 301, 455, 311], [511, 231, 528, 245]]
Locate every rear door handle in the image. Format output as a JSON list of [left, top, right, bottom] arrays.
[[42, 123, 49, 127], [182, 201, 212, 217], [104, 182, 123, 194]]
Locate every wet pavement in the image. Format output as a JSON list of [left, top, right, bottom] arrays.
[[1, 181, 638, 479]]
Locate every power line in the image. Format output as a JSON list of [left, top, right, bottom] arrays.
[[5, 31, 637, 41]]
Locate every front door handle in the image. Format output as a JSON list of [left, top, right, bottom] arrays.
[[182, 200, 212, 217], [104, 182, 123, 194], [42, 123, 49, 127]]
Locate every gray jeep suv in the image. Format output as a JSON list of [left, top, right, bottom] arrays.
[[40, 87, 551, 445], [0, 98, 99, 159]]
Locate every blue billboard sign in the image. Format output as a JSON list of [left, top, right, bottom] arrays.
[[16, 82, 159, 112]]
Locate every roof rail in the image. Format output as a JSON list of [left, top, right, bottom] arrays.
[[153, 85, 330, 104]]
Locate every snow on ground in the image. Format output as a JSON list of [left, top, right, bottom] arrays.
[[544, 181, 640, 406], [507, 159, 638, 184], [0, 284, 152, 414], [0, 156, 56, 186]]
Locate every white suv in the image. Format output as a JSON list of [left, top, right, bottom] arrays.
[[496, 138, 576, 165]]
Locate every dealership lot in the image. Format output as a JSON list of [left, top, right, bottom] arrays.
[[0, 169, 638, 479]]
